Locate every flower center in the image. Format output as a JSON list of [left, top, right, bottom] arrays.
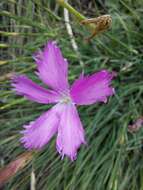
[[60, 95, 72, 104]]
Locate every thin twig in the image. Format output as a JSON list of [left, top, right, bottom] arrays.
[[31, 168, 36, 190], [63, 0, 84, 74]]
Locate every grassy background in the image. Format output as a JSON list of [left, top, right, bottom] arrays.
[[1, 0, 143, 189]]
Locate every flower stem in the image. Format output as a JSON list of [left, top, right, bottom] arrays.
[[57, 0, 86, 21], [57, 0, 95, 31]]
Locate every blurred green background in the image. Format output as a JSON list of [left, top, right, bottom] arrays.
[[1, 0, 143, 189]]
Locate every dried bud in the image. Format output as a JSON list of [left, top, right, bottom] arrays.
[[0, 152, 33, 187], [128, 117, 143, 133], [81, 15, 112, 41]]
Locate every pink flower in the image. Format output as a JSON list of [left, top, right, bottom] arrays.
[[12, 41, 115, 161]]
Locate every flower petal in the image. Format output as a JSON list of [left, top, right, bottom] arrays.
[[70, 70, 115, 105], [12, 75, 60, 104], [33, 41, 69, 93], [20, 104, 62, 149], [56, 103, 86, 161]]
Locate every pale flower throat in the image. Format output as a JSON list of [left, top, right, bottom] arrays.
[[59, 94, 72, 104]]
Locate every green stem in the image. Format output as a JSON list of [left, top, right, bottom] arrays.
[[57, 0, 86, 21]]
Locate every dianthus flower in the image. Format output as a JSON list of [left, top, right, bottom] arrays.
[[12, 41, 115, 160]]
